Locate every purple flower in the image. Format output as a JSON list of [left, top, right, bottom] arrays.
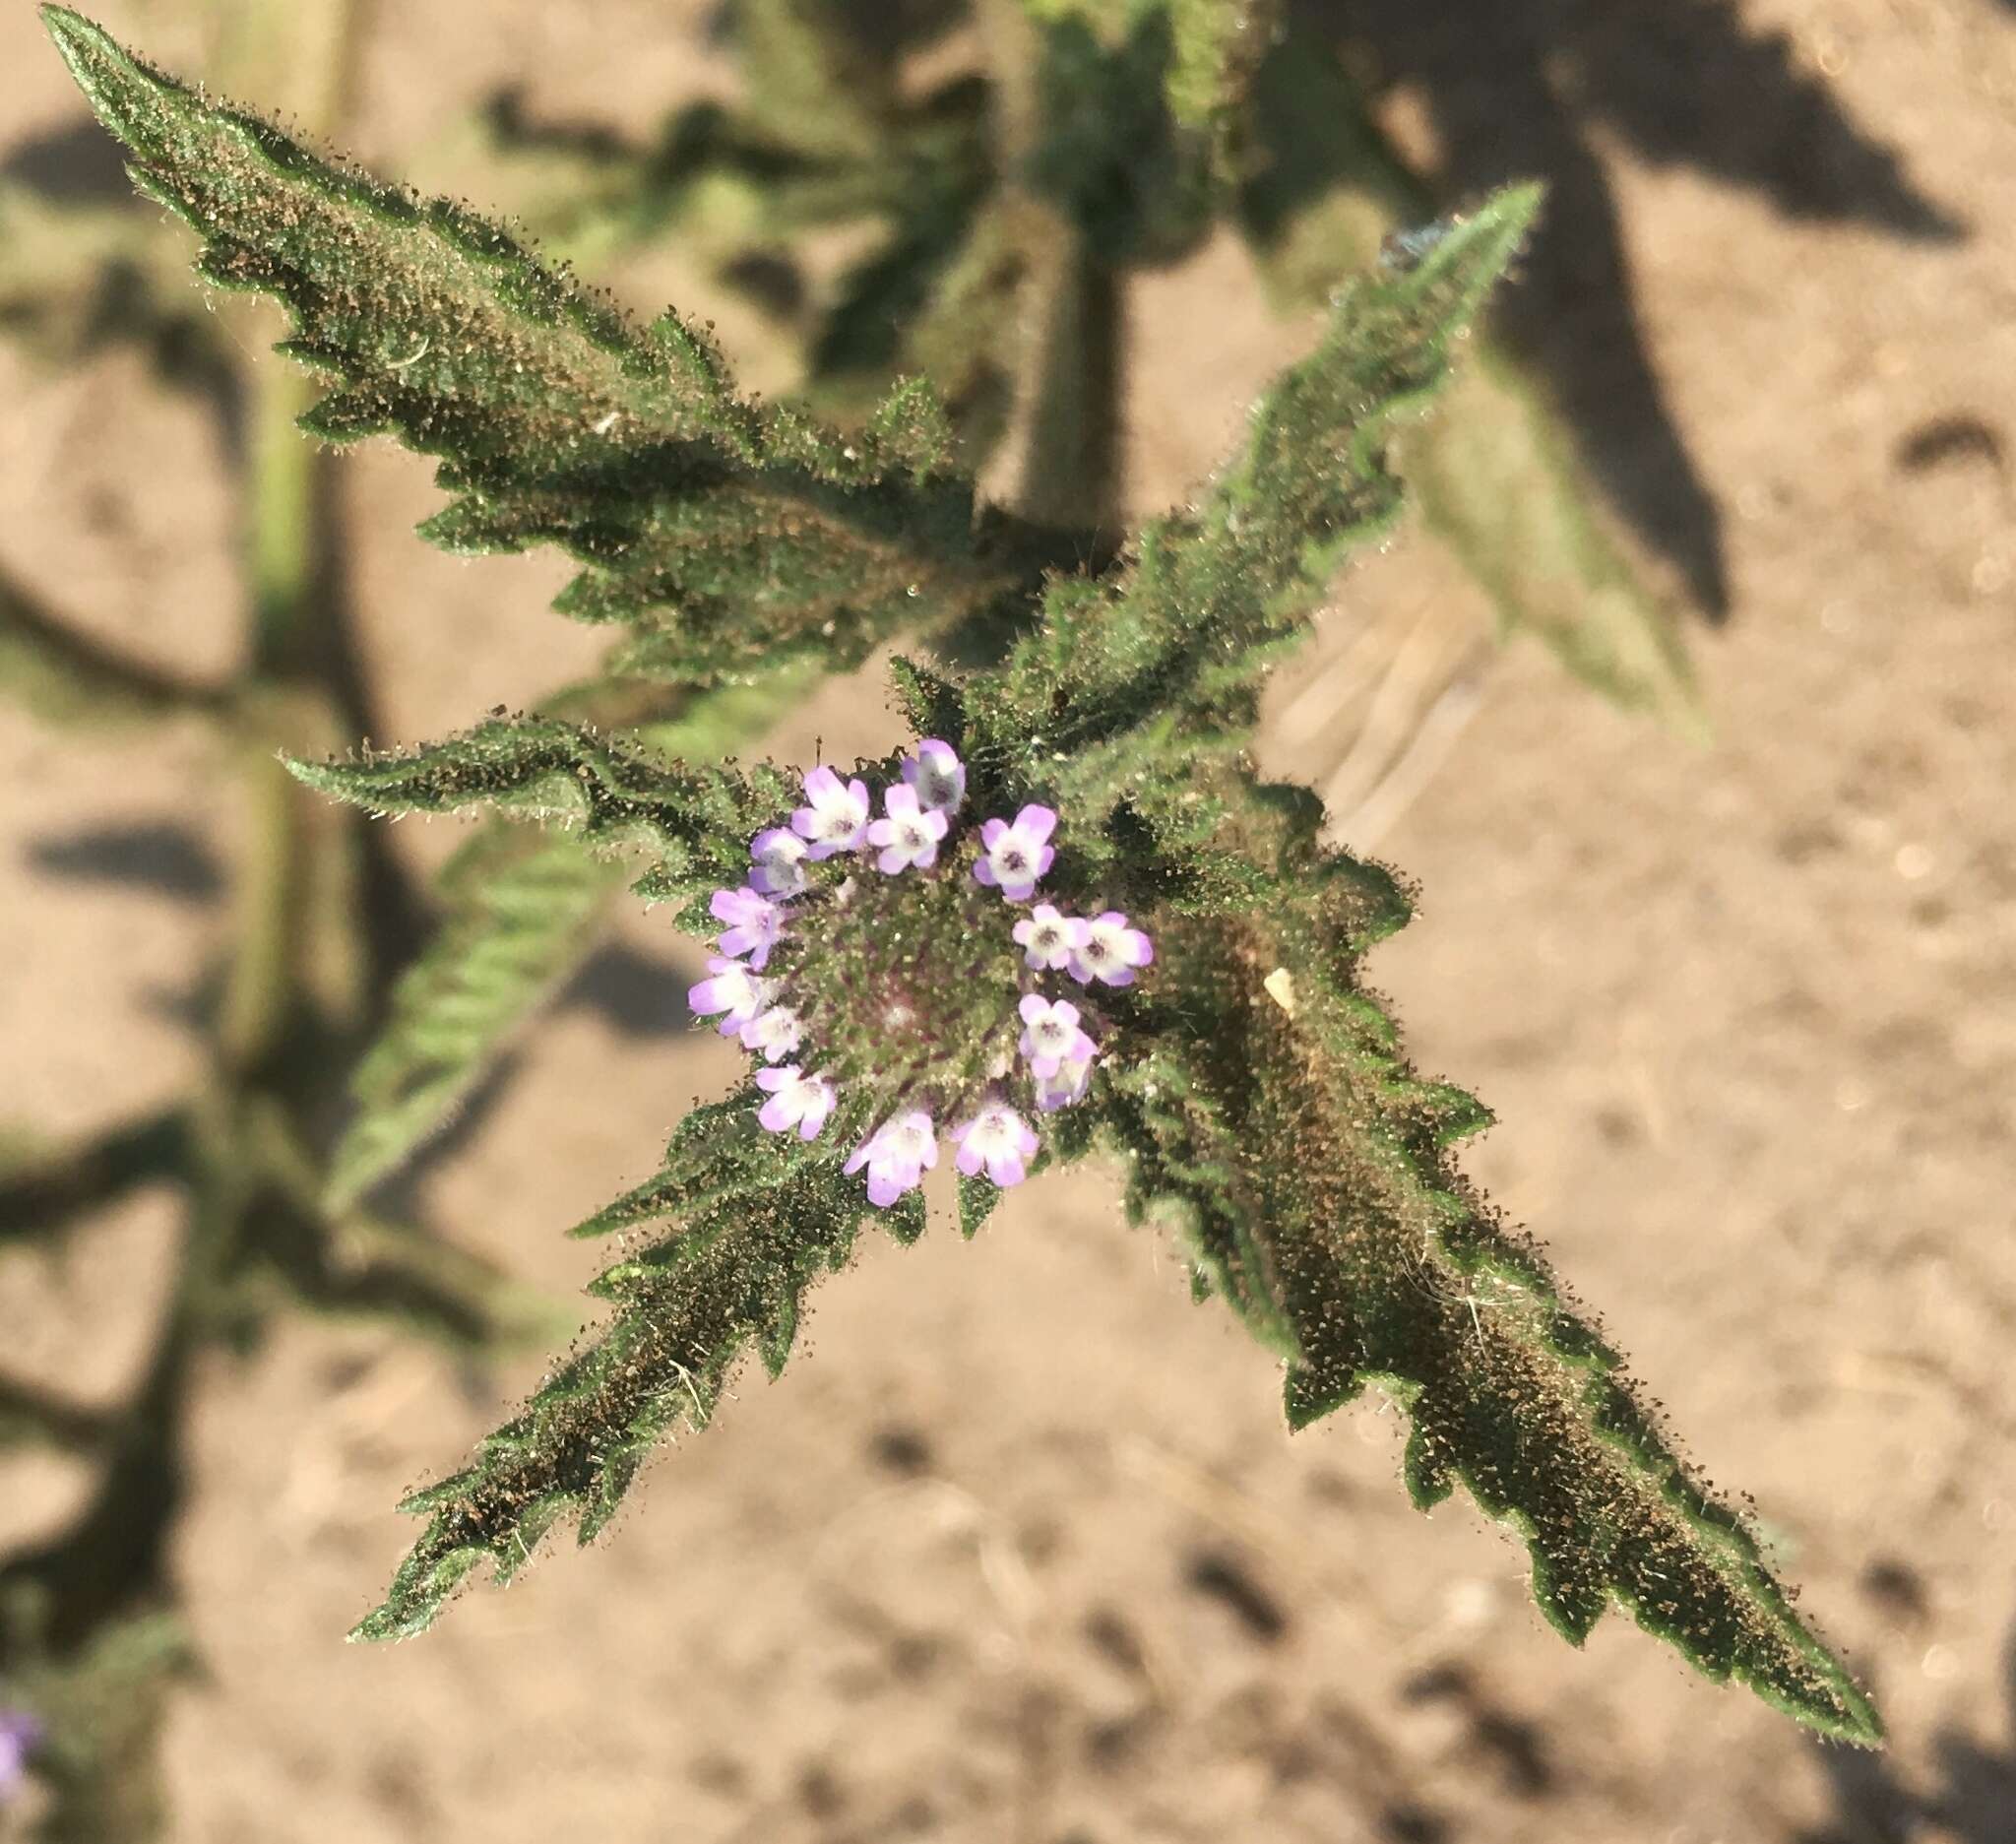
[[756, 1065, 837, 1140], [1018, 993, 1095, 1079], [844, 1110, 937, 1207], [1011, 902, 1087, 973], [901, 739, 967, 815], [687, 955, 770, 1035], [866, 782, 950, 874], [1069, 910, 1155, 987], [710, 885, 783, 969], [0, 1711, 42, 1804], [790, 765, 871, 859], [738, 1005, 802, 1063], [749, 826, 809, 898], [973, 804, 1056, 903], [1034, 1046, 1094, 1113], [952, 1101, 1039, 1187]]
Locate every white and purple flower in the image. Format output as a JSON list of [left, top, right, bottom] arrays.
[[689, 739, 1150, 1210], [866, 782, 949, 874], [687, 956, 770, 1035], [756, 1065, 837, 1140], [738, 1005, 803, 1063], [1018, 993, 1095, 1079], [1034, 1046, 1094, 1113], [1069, 910, 1155, 987], [749, 825, 810, 898], [791, 765, 872, 859], [711, 884, 783, 969], [952, 1101, 1039, 1187], [974, 803, 1056, 903], [1011, 902, 1087, 973], [902, 738, 967, 815], [845, 1110, 938, 1207]]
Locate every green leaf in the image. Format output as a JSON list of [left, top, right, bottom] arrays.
[[350, 1104, 893, 1639], [1103, 1048, 1297, 1356], [323, 667, 829, 1211], [326, 825, 626, 1211], [41, 5, 1055, 685], [1236, 32, 1698, 725], [971, 183, 1545, 809], [284, 717, 786, 916], [1157, 0, 1279, 171], [1114, 902, 1881, 1745], [1404, 353, 1703, 729]]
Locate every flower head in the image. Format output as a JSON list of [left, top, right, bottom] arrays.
[[866, 782, 950, 875], [902, 739, 967, 815], [791, 765, 871, 859], [953, 1100, 1039, 1187], [755, 1065, 837, 1140], [845, 1110, 938, 1207], [710, 885, 783, 969], [738, 1005, 802, 1063], [692, 747, 1149, 1208], [0, 1712, 42, 1805], [749, 826, 810, 898], [1070, 910, 1155, 987], [687, 956, 769, 1035], [1018, 992, 1094, 1079], [1011, 903, 1087, 973], [973, 804, 1057, 903]]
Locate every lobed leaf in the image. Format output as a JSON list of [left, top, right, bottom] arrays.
[[352, 1102, 888, 1639], [1104, 897, 1880, 1745], [41, 5, 1056, 685], [284, 718, 785, 918], [1235, 32, 1699, 725], [968, 182, 1545, 811], [326, 826, 626, 1211]]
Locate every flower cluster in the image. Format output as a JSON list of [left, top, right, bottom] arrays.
[[689, 741, 1153, 1210]]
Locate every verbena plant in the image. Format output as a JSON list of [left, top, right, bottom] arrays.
[[6, 4, 1884, 1819]]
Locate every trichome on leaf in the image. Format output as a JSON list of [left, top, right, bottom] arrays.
[[41, 1, 1880, 1749]]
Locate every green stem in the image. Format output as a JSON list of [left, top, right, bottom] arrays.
[[978, 0, 1127, 536]]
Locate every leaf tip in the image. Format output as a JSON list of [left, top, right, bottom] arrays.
[[41, 6, 153, 138]]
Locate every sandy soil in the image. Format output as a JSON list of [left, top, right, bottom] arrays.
[[4, 1, 2015, 1839]]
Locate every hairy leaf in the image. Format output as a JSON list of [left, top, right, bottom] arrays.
[[351, 1102, 891, 1639], [1237, 33, 1698, 724], [42, 5, 1058, 684], [326, 827, 625, 1212], [1107, 898, 1880, 1744], [327, 669, 821, 1211], [970, 182, 1544, 818], [284, 718, 784, 919]]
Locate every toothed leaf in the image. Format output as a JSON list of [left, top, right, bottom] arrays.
[[1118, 901, 1881, 1746], [970, 182, 1547, 820], [326, 825, 625, 1211], [40, 4, 1053, 685], [349, 1104, 895, 1641], [284, 719, 784, 918]]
